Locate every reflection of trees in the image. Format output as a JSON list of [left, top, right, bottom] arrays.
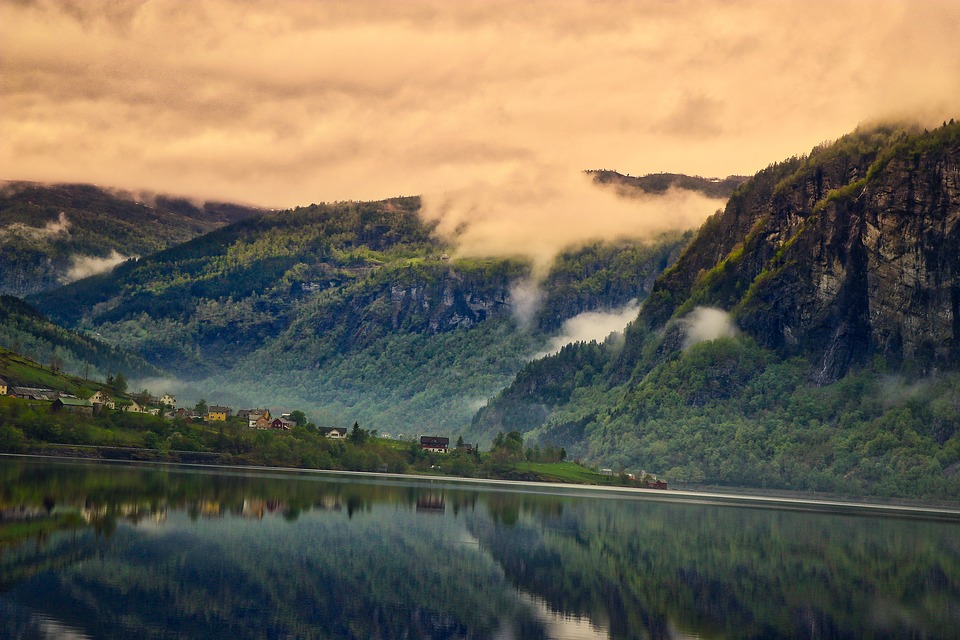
[[5, 459, 959, 640], [1, 460, 550, 639], [468, 497, 960, 639]]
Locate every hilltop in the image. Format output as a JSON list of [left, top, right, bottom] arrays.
[[0, 181, 262, 296]]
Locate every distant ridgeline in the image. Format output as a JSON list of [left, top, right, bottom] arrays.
[[588, 170, 749, 200], [0, 181, 262, 297], [470, 122, 960, 501], [28, 193, 692, 433]]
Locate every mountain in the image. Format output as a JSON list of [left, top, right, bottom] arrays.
[[0, 181, 263, 296], [471, 122, 960, 500], [30, 196, 691, 431], [589, 170, 748, 200], [0, 296, 161, 382], [637, 122, 960, 380]]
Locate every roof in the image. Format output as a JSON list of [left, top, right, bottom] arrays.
[[420, 436, 450, 446], [208, 406, 231, 413], [55, 397, 93, 407], [10, 386, 59, 400]]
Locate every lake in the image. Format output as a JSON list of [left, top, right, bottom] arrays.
[[1, 457, 958, 639]]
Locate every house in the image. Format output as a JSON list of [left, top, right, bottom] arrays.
[[319, 427, 347, 439], [50, 397, 93, 416], [123, 400, 145, 413], [0, 377, 8, 396], [9, 387, 58, 401], [271, 417, 295, 430], [160, 394, 176, 407], [419, 436, 450, 453], [206, 406, 231, 421], [88, 391, 115, 409], [243, 408, 270, 428], [254, 414, 271, 430]]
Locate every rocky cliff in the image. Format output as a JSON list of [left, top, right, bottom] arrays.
[[636, 122, 960, 382]]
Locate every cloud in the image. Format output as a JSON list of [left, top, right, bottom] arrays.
[[2, 1, 959, 209], [420, 167, 723, 269], [64, 250, 133, 282], [508, 278, 544, 330], [538, 300, 641, 358], [681, 306, 738, 349], [0, 211, 71, 241]]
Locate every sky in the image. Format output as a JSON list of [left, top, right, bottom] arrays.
[[4, 0, 960, 259]]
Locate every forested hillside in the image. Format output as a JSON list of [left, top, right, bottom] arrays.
[[0, 181, 261, 296], [0, 297, 160, 382], [471, 122, 960, 500], [30, 195, 691, 432]]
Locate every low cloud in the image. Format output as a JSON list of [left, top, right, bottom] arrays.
[[681, 306, 738, 349], [65, 250, 133, 282], [878, 375, 931, 409], [0, 211, 71, 241], [421, 167, 724, 270], [538, 300, 641, 358], [508, 278, 544, 330]]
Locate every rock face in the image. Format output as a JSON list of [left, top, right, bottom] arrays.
[[637, 123, 960, 381]]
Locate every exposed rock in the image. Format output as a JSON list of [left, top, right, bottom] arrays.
[[635, 123, 960, 382]]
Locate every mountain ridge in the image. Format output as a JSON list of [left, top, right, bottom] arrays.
[[0, 181, 264, 296]]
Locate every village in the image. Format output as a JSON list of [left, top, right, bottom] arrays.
[[0, 375, 474, 453], [0, 374, 667, 487]]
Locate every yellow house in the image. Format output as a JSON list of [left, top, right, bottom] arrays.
[[206, 405, 231, 421], [0, 378, 7, 396]]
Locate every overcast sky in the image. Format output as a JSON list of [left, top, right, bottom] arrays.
[[4, 0, 960, 258]]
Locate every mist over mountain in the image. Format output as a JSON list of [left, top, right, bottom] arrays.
[[23, 190, 691, 432], [0, 181, 263, 297], [470, 122, 960, 500], [7, 124, 960, 499]]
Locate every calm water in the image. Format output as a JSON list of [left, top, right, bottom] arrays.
[[1, 458, 958, 639]]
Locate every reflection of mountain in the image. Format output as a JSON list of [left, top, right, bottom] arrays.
[[1, 461, 554, 639], [3, 459, 959, 640], [3, 509, 552, 640], [468, 497, 960, 639]]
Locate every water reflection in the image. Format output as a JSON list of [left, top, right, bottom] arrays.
[[1, 458, 959, 639]]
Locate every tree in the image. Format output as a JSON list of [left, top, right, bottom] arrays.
[[195, 399, 208, 415], [289, 410, 307, 427], [349, 421, 368, 445], [113, 372, 128, 394], [456, 435, 465, 448]]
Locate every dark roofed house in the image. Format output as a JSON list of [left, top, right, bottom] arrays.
[[51, 397, 93, 415], [271, 417, 295, 430], [420, 436, 450, 453]]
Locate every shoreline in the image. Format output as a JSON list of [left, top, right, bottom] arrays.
[[4, 451, 960, 521]]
